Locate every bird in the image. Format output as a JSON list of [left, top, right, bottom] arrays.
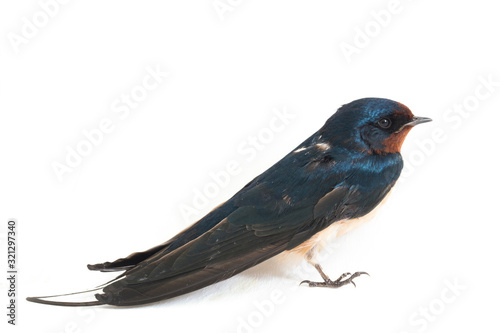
[[27, 97, 431, 306]]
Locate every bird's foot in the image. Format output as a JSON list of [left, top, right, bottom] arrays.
[[300, 271, 369, 288]]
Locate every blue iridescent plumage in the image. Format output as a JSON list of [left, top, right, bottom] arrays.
[[27, 97, 431, 306]]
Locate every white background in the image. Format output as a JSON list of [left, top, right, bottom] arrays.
[[1, 1, 500, 332]]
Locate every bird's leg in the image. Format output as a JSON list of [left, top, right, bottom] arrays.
[[300, 247, 369, 288]]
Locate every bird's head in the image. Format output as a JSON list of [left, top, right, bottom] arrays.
[[321, 98, 431, 155]]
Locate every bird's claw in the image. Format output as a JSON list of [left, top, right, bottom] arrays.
[[300, 271, 369, 288]]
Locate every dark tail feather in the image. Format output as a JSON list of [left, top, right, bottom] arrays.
[[87, 242, 173, 272], [26, 297, 101, 307], [26, 277, 124, 306], [86, 206, 238, 273], [96, 245, 288, 306]]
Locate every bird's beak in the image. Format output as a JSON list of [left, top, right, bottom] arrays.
[[395, 116, 432, 133], [407, 116, 432, 126]]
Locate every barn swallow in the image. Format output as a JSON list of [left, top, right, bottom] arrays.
[[27, 97, 431, 306]]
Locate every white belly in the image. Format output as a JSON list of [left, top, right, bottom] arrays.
[[285, 190, 392, 258]]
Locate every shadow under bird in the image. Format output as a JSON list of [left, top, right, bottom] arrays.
[[27, 97, 431, 306]]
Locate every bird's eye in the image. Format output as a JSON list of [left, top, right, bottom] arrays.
[[377, 118, 392, 129]]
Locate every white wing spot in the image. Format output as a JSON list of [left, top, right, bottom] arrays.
[[293, 147, 307, 153], [315, 143, 330, 151]]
